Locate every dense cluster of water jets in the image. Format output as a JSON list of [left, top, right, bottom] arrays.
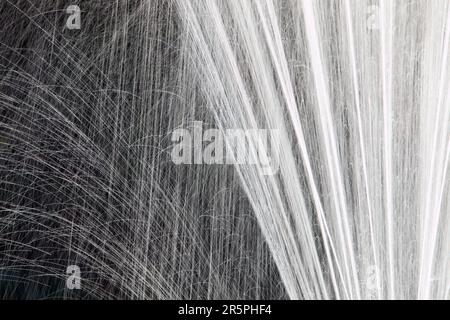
[[0, 0, 449, 300]]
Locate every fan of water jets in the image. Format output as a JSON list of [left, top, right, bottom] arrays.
[[0, 0, 449, 300], [178, 0, 450, 300]]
